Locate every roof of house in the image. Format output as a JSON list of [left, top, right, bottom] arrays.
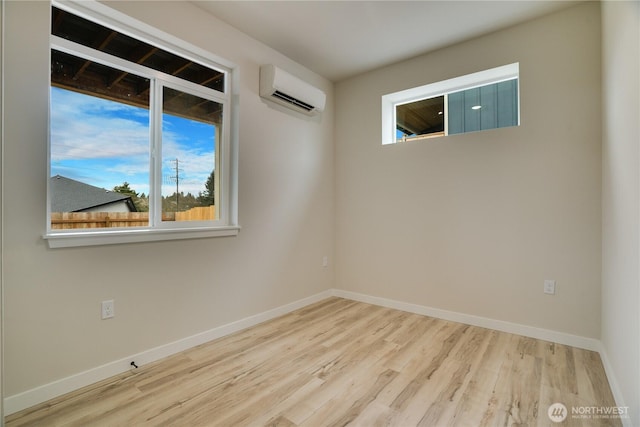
[[50, 175, 136, 213]]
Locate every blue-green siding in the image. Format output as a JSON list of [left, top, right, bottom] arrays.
[[448, 79, 518, 135]]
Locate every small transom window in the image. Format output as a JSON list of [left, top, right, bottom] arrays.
[[383, 63, 520, 145]]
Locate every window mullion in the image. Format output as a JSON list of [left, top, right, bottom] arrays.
[[150, 79, 163, 227], [444, 94, 449, 136], [218, 97, 231, 224]]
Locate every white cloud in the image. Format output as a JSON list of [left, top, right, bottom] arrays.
[[51, 88, 216, 196], [50, 88, 149, 162]]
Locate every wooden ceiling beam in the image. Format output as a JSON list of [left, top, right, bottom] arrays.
[[107, 47, 158, 88], [72, 31, 118, 81], [52, 9, 66, 34], [136, 59, 194, 97], [171, 61, 195, 77], [198, 73, 224, 87]]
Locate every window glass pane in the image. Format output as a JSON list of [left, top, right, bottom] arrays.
[[52, 7, 225, 92], [50, 51, 150, 229], [463, 87, 481, 133], [447, 91, 464, 135], [448, 79, 518, 135], [480, 84, 498, 130], [497, 80, 518, 128], [161, 87, 220, 222], [395, 95, 445, 142]]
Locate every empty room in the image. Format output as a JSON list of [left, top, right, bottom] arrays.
[[1, 0, 638, 426]]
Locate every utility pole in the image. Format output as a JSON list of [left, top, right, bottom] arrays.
[[165, 158, 182, 212]]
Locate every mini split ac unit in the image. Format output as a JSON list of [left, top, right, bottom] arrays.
[[259, 64, 326, 116]]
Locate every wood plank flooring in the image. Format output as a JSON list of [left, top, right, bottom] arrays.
[[6, 297, 621, 426]]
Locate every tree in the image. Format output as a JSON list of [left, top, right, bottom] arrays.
[[113, 182, 148, 212], [162, 192, 198, 212], [113, 182, 137, 198], [199, 170, 215, 206], [135, 193, 149, 212]]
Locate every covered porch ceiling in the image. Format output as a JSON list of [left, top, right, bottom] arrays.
[[51, 6, 225, 125]]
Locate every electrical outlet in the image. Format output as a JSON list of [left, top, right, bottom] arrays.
[[322, 256, 328, 267], [101, 300, 115, 319], [544, 280, 556, 295]]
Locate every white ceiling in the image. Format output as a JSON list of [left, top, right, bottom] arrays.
[[193, 1, 577, 82]]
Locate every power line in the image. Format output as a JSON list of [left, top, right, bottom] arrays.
[[164, 158, 183, 211]]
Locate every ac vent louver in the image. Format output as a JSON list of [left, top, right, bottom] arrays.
[[272, 91, 314, 112], [259, 65, 326, 116]]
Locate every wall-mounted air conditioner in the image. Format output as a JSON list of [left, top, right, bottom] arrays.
[[259, 64, 326, 116]]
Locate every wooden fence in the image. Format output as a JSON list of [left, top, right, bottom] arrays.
[[50, 206, 215, 230], [175, 206, 215, 221]]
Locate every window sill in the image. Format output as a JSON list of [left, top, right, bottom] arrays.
[[44, 226, 240, 248]]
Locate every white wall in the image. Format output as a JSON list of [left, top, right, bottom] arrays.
[[335, 3, 602, 338], [3, 0, 334, 400], [601, 1, 640, 424]]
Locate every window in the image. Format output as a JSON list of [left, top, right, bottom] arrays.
[[383, 63, 519, 145], [46, 2, 238, 247], [395, 95, 445, 141]]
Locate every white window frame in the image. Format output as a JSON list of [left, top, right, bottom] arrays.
[[382, 63, 520, 145], [44, 0, 239, 248]]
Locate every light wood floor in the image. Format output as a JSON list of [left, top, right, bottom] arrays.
[[7, 297, 621, 426]]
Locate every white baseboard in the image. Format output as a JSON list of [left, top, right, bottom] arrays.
[[595, 342, 634, 427], [6, 288, 626, 420], [330, 289, 601, 352], [4, 289, 332, 416]]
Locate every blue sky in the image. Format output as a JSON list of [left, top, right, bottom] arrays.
[[50, 87, 215, 197]]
